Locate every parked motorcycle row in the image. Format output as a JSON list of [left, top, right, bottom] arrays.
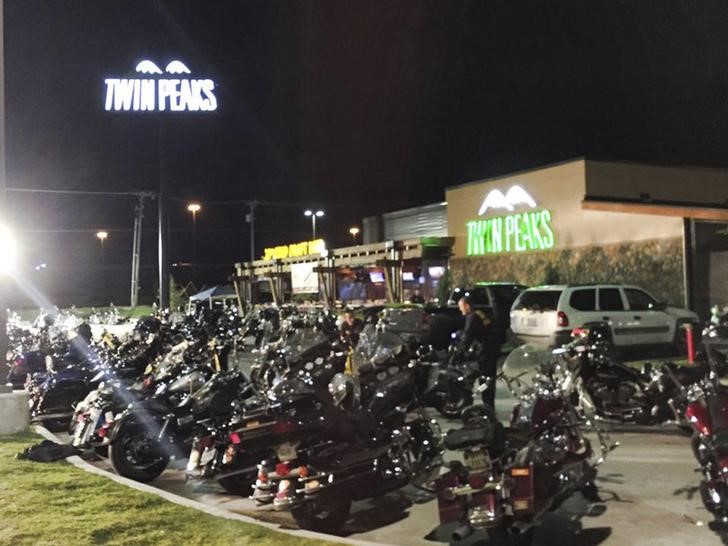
[[8, 302, 728, 543]]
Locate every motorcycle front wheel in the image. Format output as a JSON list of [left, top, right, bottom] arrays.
[[291, 495, 352, 534], [108, 422, 170, 483]]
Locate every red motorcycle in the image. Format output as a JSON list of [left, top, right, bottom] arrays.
[[434, 345, 611, 544], [685, 334, 728, 521]]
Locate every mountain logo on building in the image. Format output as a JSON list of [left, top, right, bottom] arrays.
[[478, 185, 537, 215], [104, 59, 217, 112]]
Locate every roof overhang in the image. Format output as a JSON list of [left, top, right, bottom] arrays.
[[582, 196, 728, 221]]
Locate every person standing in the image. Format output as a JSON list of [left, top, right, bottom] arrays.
[[458, 296, 501, 411], [340, 308, 364, 347]]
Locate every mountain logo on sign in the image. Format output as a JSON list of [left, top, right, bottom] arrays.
[[104, 59, 217, 112], [478, 185, 537, 215]]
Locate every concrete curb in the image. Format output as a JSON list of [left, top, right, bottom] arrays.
[[33, 425, 396, 546]]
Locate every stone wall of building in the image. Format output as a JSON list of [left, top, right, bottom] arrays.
[[450, 236, 685, 306]]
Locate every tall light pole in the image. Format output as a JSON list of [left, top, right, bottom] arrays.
[[349, 226, 360, 245], [304, 209, 324, 240], [96, 231, 108, 300], [187, 202, 201, 263]]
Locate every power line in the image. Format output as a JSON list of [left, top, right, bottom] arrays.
[[6, 187, 155, 197]]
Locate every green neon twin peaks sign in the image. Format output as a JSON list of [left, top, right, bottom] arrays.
[[466, 185, 555, 255]]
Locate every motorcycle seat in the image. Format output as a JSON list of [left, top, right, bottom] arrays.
[[444, 422, 504, 451], [671, 366, 706, 385], [314, 443, 390, 470]]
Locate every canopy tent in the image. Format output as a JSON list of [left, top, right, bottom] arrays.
[[188, 285, 237, 309]]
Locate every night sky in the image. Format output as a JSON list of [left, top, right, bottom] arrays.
[[6, 0, 728, 305]]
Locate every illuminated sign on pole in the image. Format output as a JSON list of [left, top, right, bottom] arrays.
[[104, 60, 218, 112], [263, 239, 326, 261], [467, 186, 555, 255]]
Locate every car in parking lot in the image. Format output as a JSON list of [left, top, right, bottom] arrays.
[[509, 283, 700, 350]]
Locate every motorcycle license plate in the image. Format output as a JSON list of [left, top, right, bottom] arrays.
[[464, 448, 490, 471]]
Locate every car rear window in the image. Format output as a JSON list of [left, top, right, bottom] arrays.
[[449, 287, 490, 306], [569, 289, 596, 311], [515, 290, 562, 311]]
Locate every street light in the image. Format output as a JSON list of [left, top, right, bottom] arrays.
[[349, 226, 360, 245], [304, 209, 324, 240], [187, 202, 202, 262], [96, 231, 108, 295]]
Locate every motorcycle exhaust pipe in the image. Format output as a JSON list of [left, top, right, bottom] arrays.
[[452, 524, 474, 541], [34, 411, 73, 420], [509, 519, 533, 537]]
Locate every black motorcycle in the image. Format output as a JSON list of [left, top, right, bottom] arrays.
[[108, 368, 253, 482], [244, 325, 443, 533], [558, 324, 703, 428]]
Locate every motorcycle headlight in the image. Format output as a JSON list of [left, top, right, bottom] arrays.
[[5, 350, 12, 361], [45, 355, 54, 372]]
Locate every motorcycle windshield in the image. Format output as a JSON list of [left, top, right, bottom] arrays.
[[281, 330, 329, 362], [501, 343, 554, 396], [352, 325, 404, 372]]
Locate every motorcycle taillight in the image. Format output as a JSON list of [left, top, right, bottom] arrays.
[[275, 462, 290, 476], [14, 357, 23, 367], [509, 465, 535, 514], [229, 432, 241, 445]]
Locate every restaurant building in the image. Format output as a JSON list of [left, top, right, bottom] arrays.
[[446, 158, 728, 319]]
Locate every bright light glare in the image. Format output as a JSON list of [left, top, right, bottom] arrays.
[[187, 202, 202, 213], [96, 231, 109, 241], [0, 226, 17, 274], [349, 226, 360, 236], [304, 210, 312, 217], [315, 210, 324, 217]]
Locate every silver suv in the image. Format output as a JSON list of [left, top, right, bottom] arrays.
[[510, 284, 699, 349]]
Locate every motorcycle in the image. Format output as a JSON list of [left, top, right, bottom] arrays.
[[245, 324, 443, 533], [415, 335, 489, 419], [558, 324, 702, 428], [684, 327, 728, 522], [108, 367, 253, 482], [434, 345, 613, 544]]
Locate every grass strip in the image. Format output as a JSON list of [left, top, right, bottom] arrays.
[[0, 431, 340, 546]]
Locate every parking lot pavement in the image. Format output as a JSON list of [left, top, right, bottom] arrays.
[[78, 420, 724, 545]]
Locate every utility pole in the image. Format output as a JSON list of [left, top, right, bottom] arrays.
[[158, 123, 170, 309], [130, 193, 152, 307], [247, 200, 257, 263]]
